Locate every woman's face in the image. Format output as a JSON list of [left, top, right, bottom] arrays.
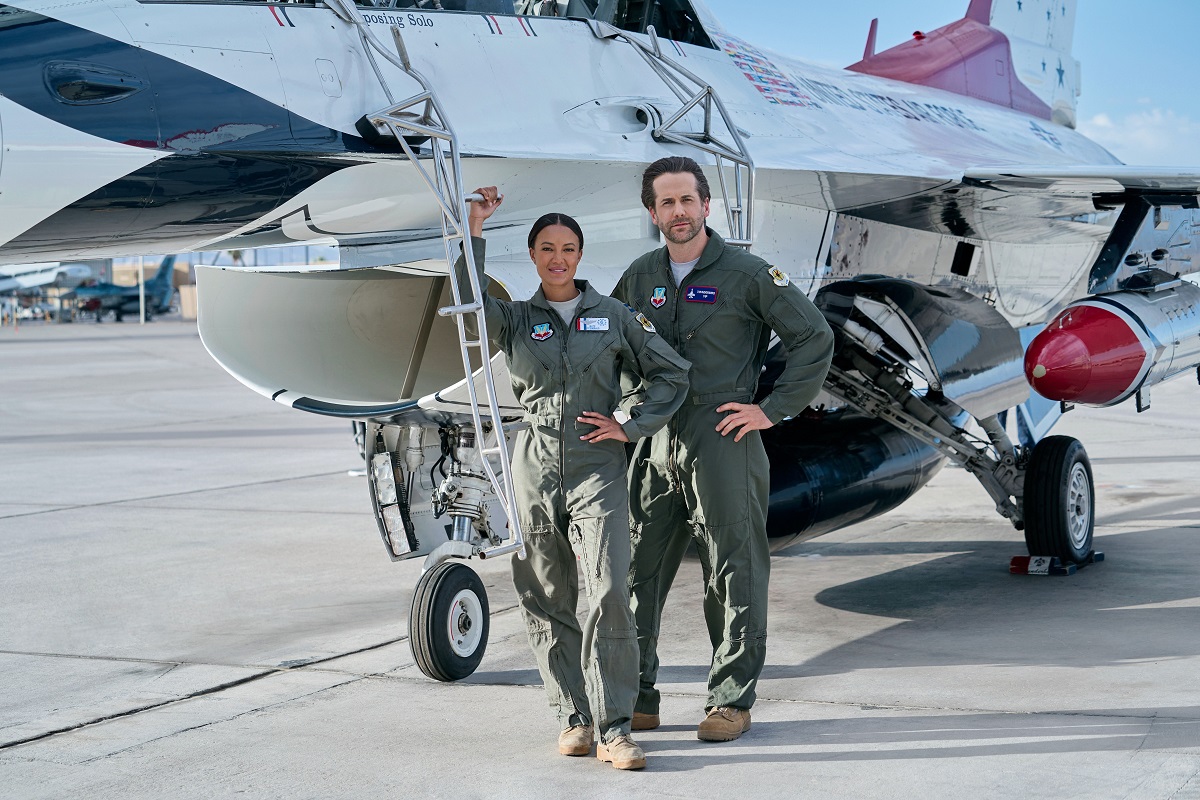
[[529, 224, 582, 292]]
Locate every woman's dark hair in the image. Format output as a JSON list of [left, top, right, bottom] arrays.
[[527, 213, 584, 250], [640, 156, 711, 210]]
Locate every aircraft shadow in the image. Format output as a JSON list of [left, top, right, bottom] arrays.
[[766, 525, 1200, 678]]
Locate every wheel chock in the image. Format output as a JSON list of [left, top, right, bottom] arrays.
[[1010, 551, 1104, 575]]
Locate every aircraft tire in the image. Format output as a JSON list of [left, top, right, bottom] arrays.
[[409, 560, 489, 682], [1023, 435, 1094, 564]]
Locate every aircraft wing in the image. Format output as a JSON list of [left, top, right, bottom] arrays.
[[0, 263, 88, 294], [963, 166, 1200, 194]]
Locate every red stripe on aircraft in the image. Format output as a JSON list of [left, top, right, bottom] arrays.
[[268, 6, 285, 26], [489, 15, 502, 34]]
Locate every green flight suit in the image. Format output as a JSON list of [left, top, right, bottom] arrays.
[[613, 228, 834, 714], [456, 238, 690, 741]]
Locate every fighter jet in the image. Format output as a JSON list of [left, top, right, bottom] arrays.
[[0, 262, 94, 295], [2, 0, 1197, 680], [72, 255, 178, 322]]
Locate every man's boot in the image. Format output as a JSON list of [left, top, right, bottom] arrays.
[[697, 707, 751, 742], [631, 711, 660, 731]]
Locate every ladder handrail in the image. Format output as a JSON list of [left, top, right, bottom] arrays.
[[587, 20, 756, 248], [325, 0, 525, 560]]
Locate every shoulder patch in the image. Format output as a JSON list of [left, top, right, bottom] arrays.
[[635, 312, 656, 333], [768, 266, 790, 287]]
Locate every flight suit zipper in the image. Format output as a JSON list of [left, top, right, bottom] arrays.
[[664, 255, 688, 492], [557, 311, 574, 496]]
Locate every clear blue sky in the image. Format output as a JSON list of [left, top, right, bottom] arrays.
[[703, 0, 1200, 166]]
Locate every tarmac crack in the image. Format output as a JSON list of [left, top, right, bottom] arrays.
[[78, 676, 367, 765], [1169, 766, 1200, 799], [0, 633, 413, 752], [0, 471, 347, 521]]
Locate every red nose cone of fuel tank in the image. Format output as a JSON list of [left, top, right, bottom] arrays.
[[1024, 304, 1151, 405]]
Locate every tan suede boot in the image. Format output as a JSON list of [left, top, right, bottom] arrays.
[[596, 735, 647, 770], [558, 724, 593, 756], [631, 711, 660, 731], [697, 707, 751, 742]]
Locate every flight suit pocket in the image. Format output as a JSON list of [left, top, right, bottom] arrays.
[[518, 336, 555, 372]]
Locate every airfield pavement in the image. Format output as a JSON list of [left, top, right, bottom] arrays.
[[3, 319, 1200, 799]]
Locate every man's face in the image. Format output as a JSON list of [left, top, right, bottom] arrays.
[[648, 172, 709, 245]]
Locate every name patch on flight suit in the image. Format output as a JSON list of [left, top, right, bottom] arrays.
[[650, 287, 667, 308], [577, 317, 609, 331], [769, 267, 790, 287], [684, 286, 718, 303], [530, 322, 554, 341]]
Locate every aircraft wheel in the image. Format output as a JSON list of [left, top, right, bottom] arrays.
[[409, 560, 489, 682], [1023, 435, 1094, 564]]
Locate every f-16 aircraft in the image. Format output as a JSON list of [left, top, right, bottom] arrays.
[[3, 0, 1198, 681], [0, 262, 94, 295], [73, 254, 178, 321]]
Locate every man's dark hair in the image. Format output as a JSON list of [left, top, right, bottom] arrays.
[[640, 156, 711, 210], [527, 212, 584, 250]]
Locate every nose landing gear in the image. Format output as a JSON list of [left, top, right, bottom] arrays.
[[409, 560, 491, 682]]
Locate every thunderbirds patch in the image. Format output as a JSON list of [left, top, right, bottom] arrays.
[[650, 286, 667, 308], [769, 267, 790, 287], [530, 322, 553, 341]]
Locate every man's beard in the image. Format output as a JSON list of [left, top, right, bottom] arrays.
[[659, 214, 704, 245]]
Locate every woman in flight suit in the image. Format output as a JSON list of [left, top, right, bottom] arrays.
[[457, 187, 689, 770]]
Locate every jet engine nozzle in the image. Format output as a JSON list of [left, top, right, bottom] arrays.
[[1025, 278, 1200, 407]]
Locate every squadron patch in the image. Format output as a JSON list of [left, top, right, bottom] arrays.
[[530, 322, 554, 341], [635, 312, 656, 333], [769, 267, 790, 287], [650, 286, 667, 308]]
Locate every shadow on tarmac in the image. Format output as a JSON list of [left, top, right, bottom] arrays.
[[765, 525, 1200, 678], [642, 707, 1200, 770]]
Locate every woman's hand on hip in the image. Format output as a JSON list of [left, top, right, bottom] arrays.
[[577, 411, 629, 443]]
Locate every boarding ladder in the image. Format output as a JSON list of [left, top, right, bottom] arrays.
[[323, 0, 525, 560], [587, 20, 755, 248]]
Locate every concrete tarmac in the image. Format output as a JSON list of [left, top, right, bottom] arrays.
[[3, 320, 1200, 799]]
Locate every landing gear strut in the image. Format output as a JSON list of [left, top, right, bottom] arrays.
[[814, 278, 1098, 566]]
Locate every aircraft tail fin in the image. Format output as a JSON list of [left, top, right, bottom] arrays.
[[847, 0, 1079, 128], [149, 254, 177, 310], [986, 0, 1080, 128]]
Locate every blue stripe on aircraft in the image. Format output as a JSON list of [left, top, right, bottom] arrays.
[[0, 4, 369, 256]]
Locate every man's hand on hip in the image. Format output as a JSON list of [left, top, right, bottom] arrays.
[[715, 402, 773, 442]]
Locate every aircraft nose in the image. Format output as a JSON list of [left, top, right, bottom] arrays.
[[1024, 304, 1149, 404]]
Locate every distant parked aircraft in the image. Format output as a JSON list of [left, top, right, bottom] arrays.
[[74, 256, 177, 322], [0, 262, 94, 295]]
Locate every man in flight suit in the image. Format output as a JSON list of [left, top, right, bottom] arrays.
[[613, 156, 834, 741]]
